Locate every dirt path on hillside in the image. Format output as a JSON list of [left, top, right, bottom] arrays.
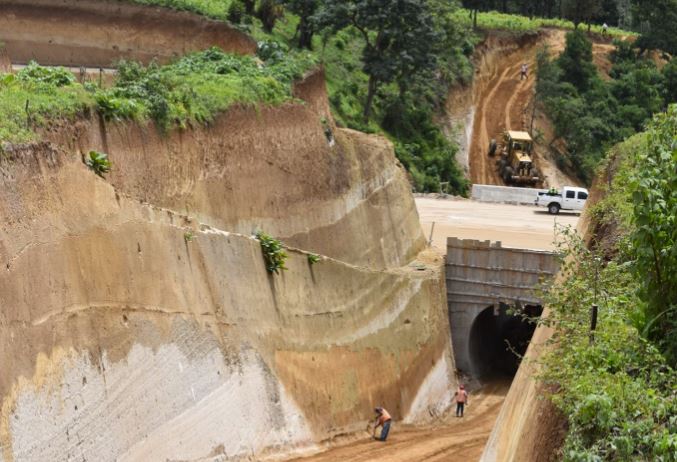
[[469, 30, 567, 187], [467, 30, 618, 188], [287, 382, 509, 462]]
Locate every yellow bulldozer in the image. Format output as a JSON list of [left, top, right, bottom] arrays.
[[490, 131, 541, 185]]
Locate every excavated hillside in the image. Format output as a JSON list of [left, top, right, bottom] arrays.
[[0, 0, 255, 66], [0, 3, 456, 461], [446, 29, 614, 188]]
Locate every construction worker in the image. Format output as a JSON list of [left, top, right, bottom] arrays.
[[455, 384, 469, 417], [520, 63, 528, 80], [372, 407, 392, 441]]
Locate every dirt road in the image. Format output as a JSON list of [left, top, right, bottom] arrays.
[[470, 40, 538, 185], [288, 382, 510, 462], [416, 197, 580, 251]]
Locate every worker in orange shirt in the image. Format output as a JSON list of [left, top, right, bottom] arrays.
[[455, 384, 469, 417], [372, 407, 392, 441]]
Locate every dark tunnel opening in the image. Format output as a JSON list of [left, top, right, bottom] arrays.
[[468, 303, 543, 379]]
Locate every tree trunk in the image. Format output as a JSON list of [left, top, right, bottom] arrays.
[[364, 76, 378, 121], [297, 17, 314, 50], [473, 9, 478, 29], [243, 0, 255, 15]]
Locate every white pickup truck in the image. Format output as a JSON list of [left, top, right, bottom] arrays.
[[535, 186, 589, 214]]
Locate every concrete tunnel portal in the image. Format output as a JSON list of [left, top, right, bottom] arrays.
[[446, 238, 558, 379], [469, 303, 543, 378]]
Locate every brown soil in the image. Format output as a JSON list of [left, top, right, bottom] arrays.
[[287, 381, 510, 462], [467, 30, 615, 188], [0, 0, 255, 67], [469, 32, 546, 186]]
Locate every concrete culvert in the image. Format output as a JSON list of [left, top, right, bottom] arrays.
[[468, 303, 542, 379]]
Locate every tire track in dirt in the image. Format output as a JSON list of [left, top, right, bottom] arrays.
[[468, 30, 567, 187], [287, 381, 509, 462]]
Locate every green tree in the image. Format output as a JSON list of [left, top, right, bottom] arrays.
[[633, 0, 677, 55], [561, 0, 603, 28], [279, 0, 319, 49], [257, 0, 284, 32], [663, 59, 677, 104], [557, 30, 597, 91], [315, 0, 439, 120], [629, 106, 677, 365], [243, 0, 256, 15]]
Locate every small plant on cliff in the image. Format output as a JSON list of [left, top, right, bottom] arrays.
[[307, 253, 321, 265], [85, 150, 111, 177], [255, 231, 288, 274], [183, 230, 195, 243]]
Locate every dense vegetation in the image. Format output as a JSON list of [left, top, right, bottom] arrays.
[[0, 49, 315, 143], [247, 1, 476, 194], [536, 30, 675, 183], [128, 0, 673, 193], [462, 0, 676, 54], [535, 108, 677, 460]]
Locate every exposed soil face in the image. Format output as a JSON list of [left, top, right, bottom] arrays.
[[288, 381, 510, 462], [0, 0, 255, 67]]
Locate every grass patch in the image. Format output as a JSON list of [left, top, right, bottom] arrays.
[[0, 70, 92, 144], [131, 0, 232, 21], [99, 47, 316, 129], [456, 9, 635, 36], [0, 48, 316, 143]]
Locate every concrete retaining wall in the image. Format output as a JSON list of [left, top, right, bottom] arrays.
[[471, 184, 546, 205], [446, 238, 558, 376]]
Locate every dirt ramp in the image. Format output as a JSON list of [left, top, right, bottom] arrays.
[[0, 146, 453, 461], [0, 0, 255, 67]]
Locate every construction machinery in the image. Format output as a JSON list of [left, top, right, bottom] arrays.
[[494, 131, 540, 185]]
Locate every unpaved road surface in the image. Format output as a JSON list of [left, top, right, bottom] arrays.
[[288, 382, 509, 462], [468, 30, 612, 188], [416, 197, 580, 251]]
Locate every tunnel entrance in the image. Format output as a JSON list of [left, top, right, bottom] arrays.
[[468, 303, 542, 379]]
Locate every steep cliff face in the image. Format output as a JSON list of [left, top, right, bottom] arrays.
[[0, 0, 255, 67], [0, 71, 454, 461], [44, 71, 426, 270]]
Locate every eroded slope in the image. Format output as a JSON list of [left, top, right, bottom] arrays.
[[0, 143, 454, 461]]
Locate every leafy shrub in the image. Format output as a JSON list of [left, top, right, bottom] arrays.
[[255, 231, 287, 274], [307, 253, 320, 265], [95, 48, 315, 129], [95, 92, 144, 121], [629, 107, 677, 365], [537, 225, 676, 461], [0, 65, 92, 143], [257, 40, 289, 64], [85, 150, 111, 177], [17, 61, 75, 87]]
